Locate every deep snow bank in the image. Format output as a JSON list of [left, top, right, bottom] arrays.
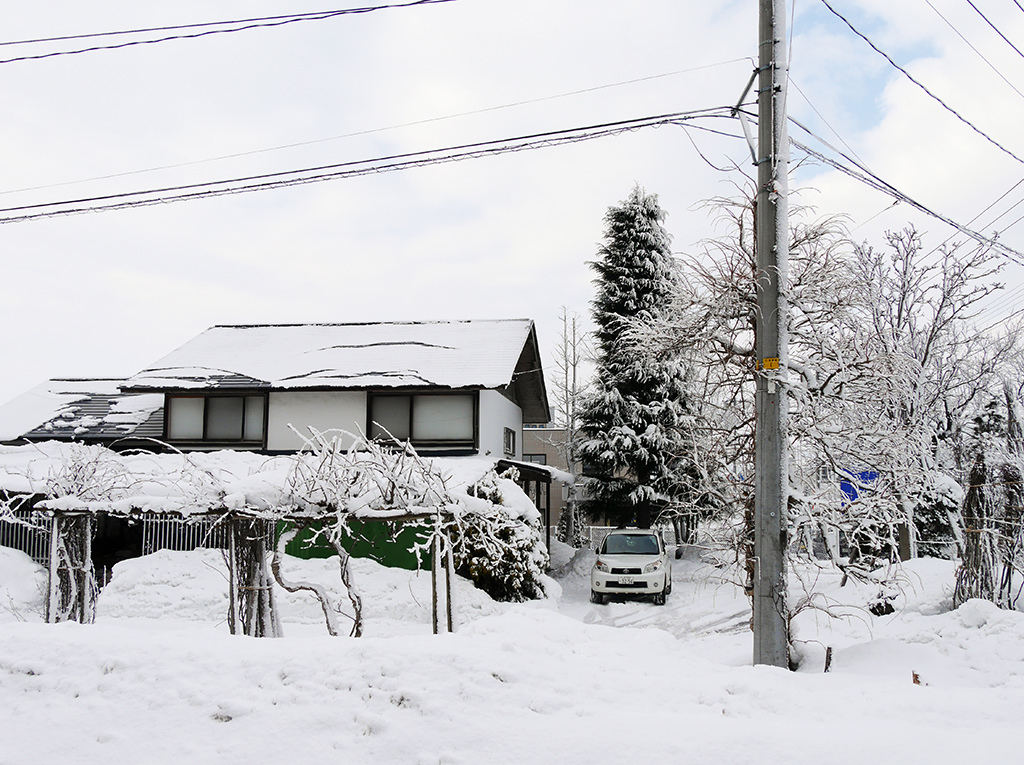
[[2, 547, 1024, 764]]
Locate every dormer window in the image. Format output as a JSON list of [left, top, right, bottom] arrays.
[[166, 394, 266, 444]]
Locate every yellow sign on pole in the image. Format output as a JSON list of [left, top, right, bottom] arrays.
[[761, 357, 779, 370]]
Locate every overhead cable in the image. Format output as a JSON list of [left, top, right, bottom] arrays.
[[0, 58, 751, 197], [0, 0, 455, 65], [785, 111, 1024, 265], [819, 0, 1024, 167], [0, 108, 737, 224], [788, 78, 867, 166], [925, 0, 1024, 102], [965, 0, 1024, 62]]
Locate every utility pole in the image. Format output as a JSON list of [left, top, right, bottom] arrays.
[[753, 0, 790, 668]]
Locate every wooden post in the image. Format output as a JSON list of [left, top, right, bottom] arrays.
[[227, 520, 238, 635], [445, 539, 454, 633], [544, 480, 551, 562], [430, 531, 440, 635], [80, 516, 94, 623], [46, 515, 59, 624]]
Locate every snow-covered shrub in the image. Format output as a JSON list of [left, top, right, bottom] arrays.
[[445, 471, 548, 602]]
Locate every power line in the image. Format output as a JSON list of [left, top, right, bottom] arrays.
[[980, 280, 1024, 317], [849, 200, 899, 232], [965, 0, 1024, 62], [926, 0, 1024, 102], [819, 0, 1024, 167], [0, 1, 449, 46], [977, 193, 1024, 234], [908, 172, 1024, 271], [966, 177, 1024, 229], [978, 305, 1024, 334], [0, 108, 737, 224], [789, 78, 867, 167], [922, 176, 1024, 264], [0, 58, 751, 197], [0, 0, 454, 65], [785, 112, 1024, 265]]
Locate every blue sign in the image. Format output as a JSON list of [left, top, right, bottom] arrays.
[[839, 471, 878, 504]]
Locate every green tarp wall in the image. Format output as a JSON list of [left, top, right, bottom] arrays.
[[280, 518, 431, 571]]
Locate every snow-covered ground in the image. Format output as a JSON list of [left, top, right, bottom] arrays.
[[2, 543, 1022, 764]]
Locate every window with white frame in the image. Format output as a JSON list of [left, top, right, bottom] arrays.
[[503, 427, 516, 457], [166, 394, 266, 443], [369, 392, 476, 448]]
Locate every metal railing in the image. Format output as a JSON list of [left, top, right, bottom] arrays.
[[141, 514, 229, 554], [0, 511, 49, 566]]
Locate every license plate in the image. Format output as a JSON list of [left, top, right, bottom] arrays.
[[618, 576, 634, 585]]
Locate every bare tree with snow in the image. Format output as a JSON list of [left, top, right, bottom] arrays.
[[643, 191, 1014, 592], [548, 306, 590, 547]]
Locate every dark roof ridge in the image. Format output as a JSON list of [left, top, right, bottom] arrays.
[[208, 319, 533, 329], [46, 377, 125, 383]]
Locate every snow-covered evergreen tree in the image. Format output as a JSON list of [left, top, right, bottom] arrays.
[[577, 187, 693, 528]]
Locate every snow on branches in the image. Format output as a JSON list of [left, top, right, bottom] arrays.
[[955, 387, 1024, 609], [632, 191, 1020, 610], [0, 433, 549, 633], [578, 186, 698, 527]]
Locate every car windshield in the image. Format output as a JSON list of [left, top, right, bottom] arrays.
[[601, 533, 660, 555]]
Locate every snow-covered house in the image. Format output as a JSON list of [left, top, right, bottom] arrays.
[[0, 320, 561, 604], [0, 320, 551, 457]]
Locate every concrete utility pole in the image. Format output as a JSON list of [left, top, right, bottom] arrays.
[[753, 0, 790, 668]]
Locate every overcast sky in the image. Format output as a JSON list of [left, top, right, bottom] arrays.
[[2, 0, 1024, 405]]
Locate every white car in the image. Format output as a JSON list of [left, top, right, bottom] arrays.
[[591, 528, 672, 605]]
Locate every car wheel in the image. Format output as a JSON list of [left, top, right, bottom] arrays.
[[665, 577, 672, 595], [591, 590, 606, 605], [653, 590, 666, 606]]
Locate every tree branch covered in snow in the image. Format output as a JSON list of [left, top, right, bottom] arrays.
[[0, 431, 552, 634], [955, 385, 1024, 608], [633, 191, 1019, 597], [549, 307, 589, 547], [282, 431, 547, 606]]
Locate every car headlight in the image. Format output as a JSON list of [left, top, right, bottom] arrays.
[[643, 560, 663, 573], [595, 559, 610, 572]]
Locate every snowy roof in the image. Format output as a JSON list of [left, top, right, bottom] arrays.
[[0, 379, 163, 444], [124, 320, 542, 392], [496, 458, 575, 486]]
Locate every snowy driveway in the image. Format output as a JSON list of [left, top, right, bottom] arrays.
[[551, 544, 754, 664]]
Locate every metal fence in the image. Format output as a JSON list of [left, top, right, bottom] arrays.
[[587, 525, 616, 550], [0, 511, 50, 566], [141, 514, 230, 554], [2, 512, 231, 568]]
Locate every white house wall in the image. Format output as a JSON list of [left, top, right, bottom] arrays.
[[266, 391, 366, 451], [478, 389, 522, 459]]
